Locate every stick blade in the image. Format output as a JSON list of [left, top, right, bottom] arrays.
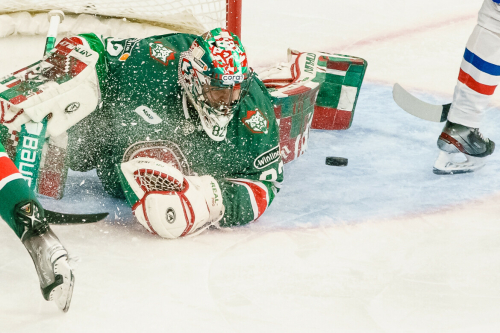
[[392, 83, 449, 122], [45, 210, 109, 224]]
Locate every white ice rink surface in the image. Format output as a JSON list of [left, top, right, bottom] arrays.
[[2, 0, 500, 332]]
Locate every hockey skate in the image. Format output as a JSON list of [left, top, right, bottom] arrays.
[[16, 200, 75, 312], [433, 121, 495, 175]]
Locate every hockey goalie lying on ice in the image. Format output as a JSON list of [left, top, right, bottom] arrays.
[[0, 28, 367, 239]]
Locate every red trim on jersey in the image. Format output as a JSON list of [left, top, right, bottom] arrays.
[[0, 155, 20, 181], [237, 180, 268, 218], [458, 69, 497, 95]]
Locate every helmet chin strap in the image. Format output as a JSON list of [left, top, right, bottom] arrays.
[[182, 90, 233, 142], [182, 92, 191, 120], [201, 110, 233, 142]]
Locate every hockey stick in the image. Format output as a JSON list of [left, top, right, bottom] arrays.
[[44, 10, 64, 56], [392, 83, 451, 122], [21, 12, 110, 225], [45, 210, 109, 224]]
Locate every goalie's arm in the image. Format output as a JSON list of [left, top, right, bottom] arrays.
[[117, 156, 283, 238], [217, 165, 283, 227]]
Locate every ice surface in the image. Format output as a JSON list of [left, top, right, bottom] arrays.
[[2, 1, 500, 332]]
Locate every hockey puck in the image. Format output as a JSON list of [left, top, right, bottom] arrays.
[[325, 156, 348, 166]]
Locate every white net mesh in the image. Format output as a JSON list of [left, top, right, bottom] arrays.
[[0, 0, 228, 35], [134, 169, 184, 193]]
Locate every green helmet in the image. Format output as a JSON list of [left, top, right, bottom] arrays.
[[179, 28, 252, 141]]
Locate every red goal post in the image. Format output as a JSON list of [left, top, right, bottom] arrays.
[[226, 0, 242, 38], [0, 0, 243, 37]]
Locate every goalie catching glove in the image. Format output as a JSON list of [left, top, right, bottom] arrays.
[[118, 158, 224, 239]]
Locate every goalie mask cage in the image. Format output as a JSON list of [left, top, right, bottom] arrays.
[[0, 0, 242, 36]]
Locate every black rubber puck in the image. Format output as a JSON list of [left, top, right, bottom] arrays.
[[325, 156, 348, 166]]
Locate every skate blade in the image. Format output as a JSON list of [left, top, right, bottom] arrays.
[[51, 256, 75, 312], [433, 151, 486, 175]]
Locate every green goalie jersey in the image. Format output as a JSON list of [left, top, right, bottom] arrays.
[[67, 33, 283, 228]]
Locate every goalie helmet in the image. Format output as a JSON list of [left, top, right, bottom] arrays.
[[179, 28, 252, 141]]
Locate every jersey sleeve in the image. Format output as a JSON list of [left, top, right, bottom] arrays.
[[218, 165, 283, 227], [65, 34, 108, 86], [217, 79, 284, 227], [75, 33, 144, 85], [80, 33, 180, 78], [64, 33, 144, 174]]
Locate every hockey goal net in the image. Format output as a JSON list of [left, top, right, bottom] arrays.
[[0, 0, 241, 37]]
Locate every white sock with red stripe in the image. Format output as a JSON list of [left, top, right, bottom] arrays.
[[448, 24, 500, 128]]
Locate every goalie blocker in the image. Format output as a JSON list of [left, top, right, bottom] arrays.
[[0, 36, 101, 198]]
